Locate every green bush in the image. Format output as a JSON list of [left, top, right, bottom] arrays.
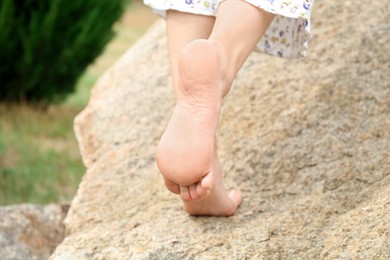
[[0, 0, 125, 105]]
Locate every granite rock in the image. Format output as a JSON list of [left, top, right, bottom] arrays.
[[52, 0, 390, 258], [0, 204, 68, 260]]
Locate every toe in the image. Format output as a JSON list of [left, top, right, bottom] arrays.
[[189, 184, 200, 200], [180, 186, 192, 201], [200, 171, 213, 190], [196, 181, 210, 199], [164, 178, 180, 194]]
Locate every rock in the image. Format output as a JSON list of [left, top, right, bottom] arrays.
[[51, 0, 390, 258], [0, 204, 68, 260]]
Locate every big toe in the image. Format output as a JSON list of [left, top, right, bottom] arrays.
[[200, 171, 214, 190], [195, 181, 211, 200]]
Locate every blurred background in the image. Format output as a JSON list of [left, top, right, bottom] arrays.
[[0, 0, 157, 205]]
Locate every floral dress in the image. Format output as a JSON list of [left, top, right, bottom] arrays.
[[143, 0, 314, 58]]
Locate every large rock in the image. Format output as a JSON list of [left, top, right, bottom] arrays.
[[52, 0, 390, 258], [0, 204, 68, 260]]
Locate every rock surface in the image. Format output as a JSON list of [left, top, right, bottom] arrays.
[[52, 0, 390, 258], [0, 204, 68, 260]]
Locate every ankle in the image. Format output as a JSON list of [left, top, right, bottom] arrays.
[[206, 39, 238, 89]]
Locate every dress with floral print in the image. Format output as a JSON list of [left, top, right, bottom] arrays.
[[143, 0, 314, 58]]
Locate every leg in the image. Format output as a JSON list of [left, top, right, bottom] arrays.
[[160, 11, 215, 195], [157, 1, 275, 216], [182, 1, 275, 216], [210, 0, 275, 79], [166, 11, 215, 94]]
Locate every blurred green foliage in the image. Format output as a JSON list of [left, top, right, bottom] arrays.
[[0, 104, 85, 204], [0, 0, 125, 105], [0, 0, 154, 205]]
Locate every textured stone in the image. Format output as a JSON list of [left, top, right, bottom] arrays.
[[0, 204, 68, 260], [52, 0, 390, 258]]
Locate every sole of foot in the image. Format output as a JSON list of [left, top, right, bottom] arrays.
[[156, 39, 241, 215]]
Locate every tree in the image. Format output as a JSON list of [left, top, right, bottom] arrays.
[[0, 0, 125, 105]]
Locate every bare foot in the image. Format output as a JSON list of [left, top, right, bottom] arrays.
[[156, 39, 241, 216], [183, 154, 242, 216]]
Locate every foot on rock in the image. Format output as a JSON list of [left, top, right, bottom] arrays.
[[183, 154, 242, 216], [156, 39, 240, 215]]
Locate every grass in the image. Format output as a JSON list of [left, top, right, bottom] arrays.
[[0, 105, 83, 204], [0, 0, 157, 205]]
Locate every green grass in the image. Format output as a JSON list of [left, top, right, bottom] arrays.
[[0, 148, 83, 204], [0, 105, 84, 204], [0, 0, 157, 205]]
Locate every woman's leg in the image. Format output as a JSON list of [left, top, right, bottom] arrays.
[[166, 11, 215, 94], [210, 0, 275, 79], [157, 1, 275, 216], [160, 11, 215, 195]]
